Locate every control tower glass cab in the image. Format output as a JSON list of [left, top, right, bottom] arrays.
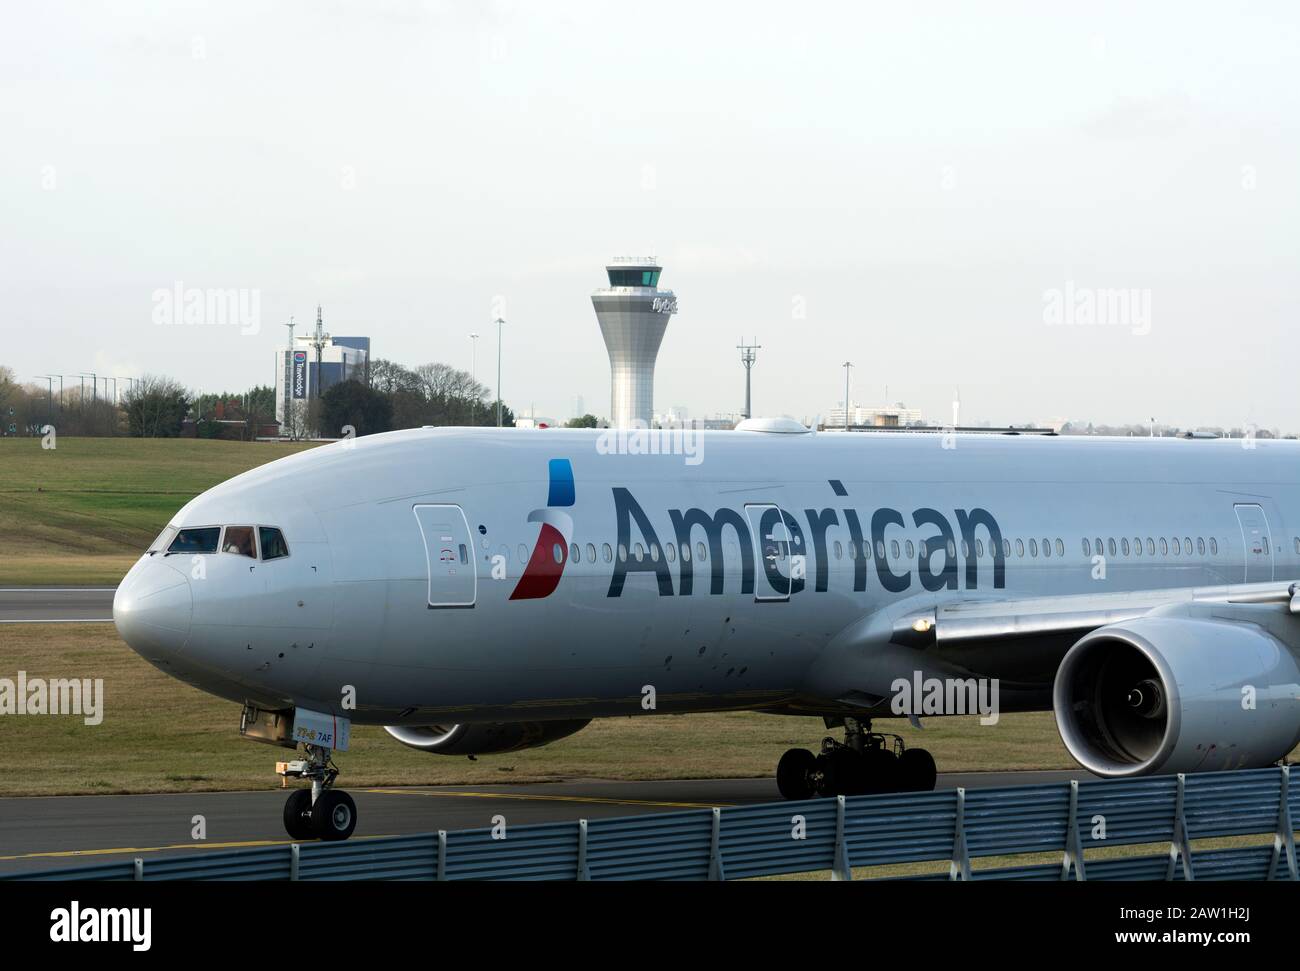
[[591, 257, 678, 429]]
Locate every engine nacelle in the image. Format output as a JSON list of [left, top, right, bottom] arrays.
[[384, 719, 590, 756], [1054, 615, 1300, 777]]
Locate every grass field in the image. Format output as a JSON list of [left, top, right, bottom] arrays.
[[0, 437, 319, 584], [0, 623, 1079, 797]]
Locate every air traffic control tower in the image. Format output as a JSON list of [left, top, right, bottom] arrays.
[[592, 256, 678, 428]]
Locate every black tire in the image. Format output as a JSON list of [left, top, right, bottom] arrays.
[[283, 789, 314, 841], [311, 789, 358, 841], [861, 747, 902, 794], [899, 747, 938, 792], [776, 748, 817, 800]]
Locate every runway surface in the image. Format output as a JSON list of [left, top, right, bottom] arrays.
[[0, 587, 116, 624], [0, 771, 1088, 875]]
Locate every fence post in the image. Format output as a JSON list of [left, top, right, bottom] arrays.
[[437, 830, 447, 881], [133, 858, 144, 882], [707, 807, 726, 881], [1060, 779, 1087, 881], [831, 795, 852, 881], [1166, 773, 1194, 881], [1268, 765, 1297, 881], [577, 819, 591, 881], [949, 788, 971, 881], [290, 843, 300, 881]]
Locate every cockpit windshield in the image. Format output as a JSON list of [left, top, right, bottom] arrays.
[[163, 525, 288, 558], [259, 527, 289, 560], [167, 527, 221, 555], [222, 526, 256, 558], [147, 525, 178, 554]]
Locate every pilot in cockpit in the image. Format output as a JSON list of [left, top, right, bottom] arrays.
[[222, 525, 256, 557]]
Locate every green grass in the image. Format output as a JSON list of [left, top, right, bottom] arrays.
[[0, 623, 1083, 797], [0, 437, 318, 585]]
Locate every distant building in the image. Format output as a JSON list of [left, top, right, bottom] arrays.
[[274, 329, 370, 426], [826, 402, 926, 429], [516, 410, 559, 429]]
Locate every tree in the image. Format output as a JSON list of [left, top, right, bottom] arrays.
[[123, 375, 190, 437], [368, 358, 421, 396], [566, 414, 599, 428], [319, 379, 393, 438]]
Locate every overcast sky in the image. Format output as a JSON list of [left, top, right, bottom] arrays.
[[3, 1, 1297, 430]]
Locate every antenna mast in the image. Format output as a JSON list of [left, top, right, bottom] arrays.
[[310, 304, 330, 398]]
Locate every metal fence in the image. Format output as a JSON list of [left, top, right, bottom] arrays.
[[6, 766, 1297, 881]]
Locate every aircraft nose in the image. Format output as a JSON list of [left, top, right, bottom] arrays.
[[113, 560, 193, 662]]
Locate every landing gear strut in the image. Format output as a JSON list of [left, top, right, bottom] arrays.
[[279, 744, 357, 841], [776, 717, 937, 800]]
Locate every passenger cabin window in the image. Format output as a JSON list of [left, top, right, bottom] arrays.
[[168, 527, 221, 555], [259, 527, 289, 560], [222, 526, 256, 558]]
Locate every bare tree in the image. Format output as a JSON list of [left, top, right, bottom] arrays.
[[122, 375, 190, 437]]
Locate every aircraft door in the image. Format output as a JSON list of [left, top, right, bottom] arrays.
[[1233, 503, 1274, 583], [745, 503, 793, 602], [413, 504, 477, 607]]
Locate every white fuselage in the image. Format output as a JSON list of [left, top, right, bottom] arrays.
[[113, 427, 1300, 728]]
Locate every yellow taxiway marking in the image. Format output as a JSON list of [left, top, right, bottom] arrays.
[[0, 835, 392, 864], [363, 788, 731, 810]]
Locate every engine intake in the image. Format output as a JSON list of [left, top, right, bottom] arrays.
[[1054, 615, 1300, 777], [384, 719, 590, 756]]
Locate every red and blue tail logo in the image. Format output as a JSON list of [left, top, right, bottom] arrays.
[[510, 459, 575, 601]]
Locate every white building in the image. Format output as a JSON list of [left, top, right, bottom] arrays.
[[274, 332, 370, 428], [825, 402, 926, 429]]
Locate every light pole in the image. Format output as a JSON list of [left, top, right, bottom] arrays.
[[36, 376, 53, 425], [738, 338, 760, 419], [40, 374, 62, 413], [469, 332, 479, 388], [842, 362, 853, 431], [494, 317, 505, 427]]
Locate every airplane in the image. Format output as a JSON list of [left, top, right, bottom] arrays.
[[112, 419, 1300, 841]]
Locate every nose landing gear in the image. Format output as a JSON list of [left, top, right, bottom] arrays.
[[280, 744, 357, 841], [776, 717, 937, 800]]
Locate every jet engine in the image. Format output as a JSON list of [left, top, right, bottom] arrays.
[[384, 719, 590, 756], [1053, 615, 1300, 777]]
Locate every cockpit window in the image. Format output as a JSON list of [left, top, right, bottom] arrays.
[[259, 527, 289, 561], [167, 527, 221, 555], [222, 526, 257, 558], [148, 525, 178, 554]]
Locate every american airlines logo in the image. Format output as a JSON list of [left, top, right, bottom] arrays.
[[608, 486, 1006, 599], [510, 459, 575, 601], [510, 462, 1006, 602]]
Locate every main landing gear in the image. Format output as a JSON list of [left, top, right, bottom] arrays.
[[776, 717, 937, 800], [280, 744, 357, 841]]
